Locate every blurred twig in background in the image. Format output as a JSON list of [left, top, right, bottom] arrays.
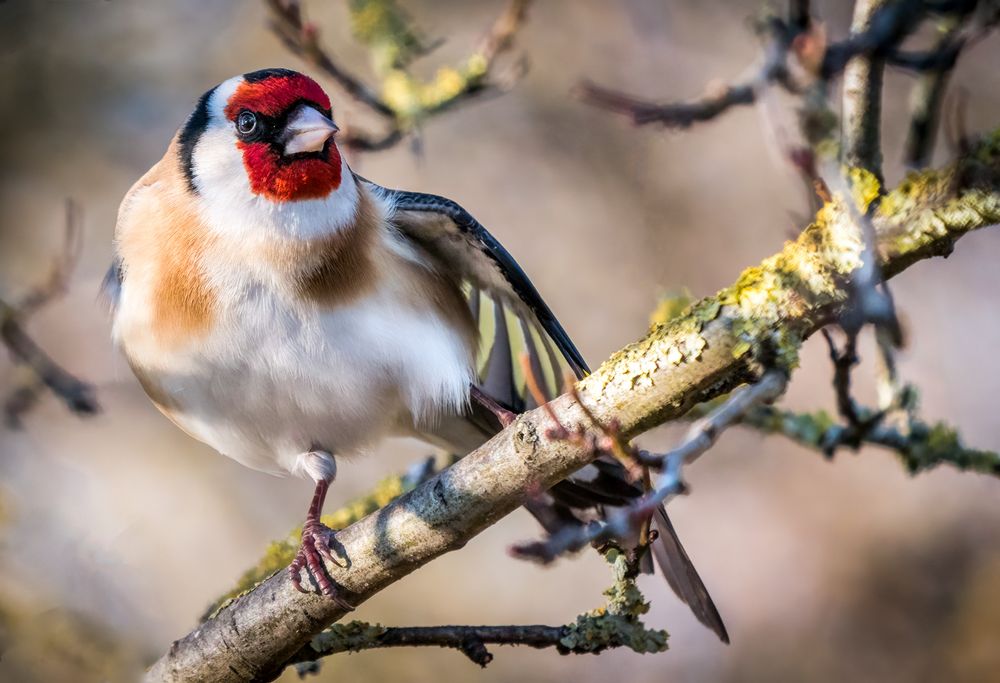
[[265, 0, 531, 152], [577, 0, 993, 133], [1, 199, 98, 428]]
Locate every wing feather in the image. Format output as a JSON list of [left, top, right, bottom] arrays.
[[367, 179, 587, 412]]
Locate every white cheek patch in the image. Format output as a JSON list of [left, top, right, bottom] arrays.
[[191, 76, 361, 242]]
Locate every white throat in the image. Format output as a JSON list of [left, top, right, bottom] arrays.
[[194, 151, 360, 243], [190, 78, 361, 243]]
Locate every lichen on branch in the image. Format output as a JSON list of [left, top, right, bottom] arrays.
[[289, 548, 667, 669]]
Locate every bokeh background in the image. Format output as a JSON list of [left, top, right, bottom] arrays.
[[2, 1, 1000, 681]]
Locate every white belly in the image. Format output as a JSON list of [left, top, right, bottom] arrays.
[[120, 280, 475, 477]]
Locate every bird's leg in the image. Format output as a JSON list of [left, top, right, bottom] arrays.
[[470, 384, 518, 428], [288, 452, 354, 610]]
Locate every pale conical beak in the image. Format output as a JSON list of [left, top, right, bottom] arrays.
[[281, 105, 339, 155]]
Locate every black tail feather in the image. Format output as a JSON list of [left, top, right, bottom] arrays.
[[651, 505, 729, 644]]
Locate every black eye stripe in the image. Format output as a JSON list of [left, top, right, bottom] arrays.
[[232, 100, 333, 145]]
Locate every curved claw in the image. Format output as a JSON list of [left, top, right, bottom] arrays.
[[287, 523, 356, 611]]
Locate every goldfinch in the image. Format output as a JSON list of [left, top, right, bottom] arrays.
[[103, 68, 727, 641]]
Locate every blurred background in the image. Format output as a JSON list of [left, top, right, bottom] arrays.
[[2, 1, 1000, 681]]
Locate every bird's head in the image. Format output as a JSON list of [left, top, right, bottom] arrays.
[[178, 69, 358, 240]]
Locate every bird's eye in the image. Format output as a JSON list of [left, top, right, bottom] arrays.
[[236, 111, 258, 136]]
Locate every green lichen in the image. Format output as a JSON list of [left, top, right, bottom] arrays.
[[346, 0, 493, 124], [715, 196, 865, 371], [559, 549, 668, 654], [723, 401, 999, 476], [309, 620, 390, 656], [299, 549, 667, 665], [847, 166, 882, 212], [202, 472, 417, 620], [898, 420, 1000, 475], [348, 0, 428, 71], [649, 291, 693, 326]]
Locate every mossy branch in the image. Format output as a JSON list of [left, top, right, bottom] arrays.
[[285, 550, 666, 670], [741, 404, 999, 475], [146, 132, 1000, 683]]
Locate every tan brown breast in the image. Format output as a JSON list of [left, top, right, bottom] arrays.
[[116, 137, 218, 349], [289, 185, 478, 358]]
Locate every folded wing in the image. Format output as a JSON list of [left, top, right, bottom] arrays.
[[362, 177, 728, 643]]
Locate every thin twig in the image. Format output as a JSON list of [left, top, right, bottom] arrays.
[[579, 0, 934, 131], [17, 199, 84, 317], [266, 0, 533, 154], [476, 0, 532, 66], [265, 0, 395, 119], [2, 200, 98, 425], [737, 403, 999, 475], [576, 80, 757, 129], [510, 371, 788, 564], [291, 622, 570, 668], [1, 309, 98, 421], [842, 0, 890, 178], [901, 5, 994, 167]]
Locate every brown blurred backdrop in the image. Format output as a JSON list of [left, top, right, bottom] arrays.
[[2, 1, 1000, 681]]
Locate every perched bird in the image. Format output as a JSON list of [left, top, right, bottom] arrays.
[[104, 68, 727, 641]]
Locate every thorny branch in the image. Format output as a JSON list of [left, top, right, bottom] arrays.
[[265, 0, 532, 153], [1, 200, 98, 427]]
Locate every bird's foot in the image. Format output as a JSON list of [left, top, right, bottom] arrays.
[[470, 385, 518, 428], [288, 520, 354, 611]]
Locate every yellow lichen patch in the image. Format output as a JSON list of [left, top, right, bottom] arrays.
[[649, 291, 692, 326], [847, 166, 882, 212], [559, 550, 669, 654], [381, 63, 488, 121]]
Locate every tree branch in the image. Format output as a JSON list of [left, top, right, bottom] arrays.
[[266, 0, 533, 153], [842, 0, 889, 179], [578, 0, 933, 131], [739, 403, 1000, 475], [145, 130, 1000, 683], [510, 370, 788, 564], [296, 622, 570, 667], [1, 199, 98, 426], [287, 548, 668, 670]]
